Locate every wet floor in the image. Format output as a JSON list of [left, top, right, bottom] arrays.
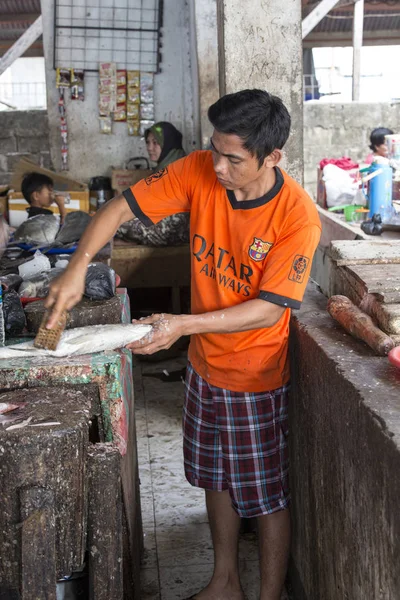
[[135, 355, 290, 600]]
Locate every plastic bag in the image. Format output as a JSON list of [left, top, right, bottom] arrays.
[[18, 250, 51, 280], [323, 164, 358, 208], [3, 290, 26, 335], [84, 263, 116, 300], [0, 274, 23, 291], [18, 268, 64, 298]]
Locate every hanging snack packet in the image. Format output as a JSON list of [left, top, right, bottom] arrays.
[[99, 116, 112, 134], [99, 62, 116, 79], [117, 69, 127, 87], [140, 72, 154, 104], [127, 102, 139, 119], [56, 67, 72, 88], [113, 106, 127, 122], [61, 144, 69, 171], [140, 103, 154, 120], [139, 120, 155, 136], [99, 62, 117, 116], [127, 119, 140, 136], [71, 69, 85, 101], [127, 70, 140, 88]]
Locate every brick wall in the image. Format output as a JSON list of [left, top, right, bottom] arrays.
[[0, 110, 51, 186]]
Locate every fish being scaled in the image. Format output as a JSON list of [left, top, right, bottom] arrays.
[[13, 215, 59, 246], [55, 211, 91, 245], [0, 323, 152, 359]]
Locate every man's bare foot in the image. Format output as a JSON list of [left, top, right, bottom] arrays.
[[188, 573, 245, 600]]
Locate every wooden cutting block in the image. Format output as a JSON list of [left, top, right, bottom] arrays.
[[24, 295, 122, 333], [330, 240, 400, 266], [339, 264, 400, 304], [0, 386, 95, 598]]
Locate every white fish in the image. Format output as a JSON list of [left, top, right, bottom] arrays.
[[0, 323, 152, 359]]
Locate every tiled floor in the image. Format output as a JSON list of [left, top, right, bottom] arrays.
[[135, 356, 289, 600]]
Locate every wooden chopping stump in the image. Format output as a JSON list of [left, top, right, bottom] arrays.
[[0, 387, 92, 599]]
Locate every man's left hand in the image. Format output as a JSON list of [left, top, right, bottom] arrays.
[[127, 313, 186, 354]]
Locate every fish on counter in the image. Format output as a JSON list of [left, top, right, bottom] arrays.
[[54, 211, 91, 245], [18, 268, 65, 298], [13, 214, 59, 246], [0, 323, 152, 359]]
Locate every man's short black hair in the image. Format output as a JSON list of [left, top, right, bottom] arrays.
[[369, 127, 393, 152], [21, 172, 54, 205], [208, 89, 291, 167]]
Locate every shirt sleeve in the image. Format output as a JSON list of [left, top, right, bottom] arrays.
[[122, 153, 197, 226], [258, 222, 321, 310]]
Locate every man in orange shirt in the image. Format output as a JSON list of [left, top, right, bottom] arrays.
[[47, 89, 321, 600]]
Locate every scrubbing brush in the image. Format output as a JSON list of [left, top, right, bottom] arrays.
[[33, 309, 68, 351]]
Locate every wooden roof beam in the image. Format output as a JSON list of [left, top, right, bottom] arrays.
[[0, 15, 42, 76], [302, 0, 342, 38]]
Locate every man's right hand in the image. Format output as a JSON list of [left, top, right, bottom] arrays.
[[45, 266, 86, 329]]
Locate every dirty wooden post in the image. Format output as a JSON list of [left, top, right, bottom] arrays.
[[0, 387, 93, 599]]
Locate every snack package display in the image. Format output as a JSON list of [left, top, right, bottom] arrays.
[[58, 88, 69, 170], [99, 116, 112, 134], [99, 62, 116, 116], [56, 67, 72, 88], [125, 69, 141, 134], [114, 69, 127, 122], [71, 69, 84, 101]]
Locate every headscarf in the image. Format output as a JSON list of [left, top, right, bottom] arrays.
[[145, 122, 186, 170]]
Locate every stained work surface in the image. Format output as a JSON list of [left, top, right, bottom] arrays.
[[135, 355, 290, 600], [289, 285, 400, 600]]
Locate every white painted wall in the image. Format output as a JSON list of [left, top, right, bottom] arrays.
[[40, 0, 200, 182]]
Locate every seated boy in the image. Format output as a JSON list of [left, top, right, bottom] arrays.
[[21, 172, 67, 224]]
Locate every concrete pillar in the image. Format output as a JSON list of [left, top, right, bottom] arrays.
[[218, 0, 303, 182], [192, 0, 220, 148], [208, 0, 304, 183]]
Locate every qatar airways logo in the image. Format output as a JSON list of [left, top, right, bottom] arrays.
[[192, 234, 254, 298]]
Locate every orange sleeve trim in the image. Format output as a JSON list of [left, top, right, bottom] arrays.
[[258, 290, 301, 310], [122, 187, 154, 227]]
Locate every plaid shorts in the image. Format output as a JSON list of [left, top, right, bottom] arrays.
[[183, 363, 290, 518]]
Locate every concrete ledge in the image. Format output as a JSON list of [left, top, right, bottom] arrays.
[[289, 285, 400, 600]]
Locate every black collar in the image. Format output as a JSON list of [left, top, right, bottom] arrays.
[[226, 167, 284, 210]]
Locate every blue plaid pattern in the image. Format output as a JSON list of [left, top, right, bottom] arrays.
[[183, 362, 290, 518]]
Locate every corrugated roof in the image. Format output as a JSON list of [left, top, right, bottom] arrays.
[[0, 0, 41, 14], [0, 0, 42, 57], [303, 0, 400, 38]]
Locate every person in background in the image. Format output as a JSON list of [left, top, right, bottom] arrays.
[[117, 122, 190, 246], [21, 172, 67, 223], [365, 127, 394, 165]]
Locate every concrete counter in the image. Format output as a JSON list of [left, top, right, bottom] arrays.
[[289, 285, 400, 600]]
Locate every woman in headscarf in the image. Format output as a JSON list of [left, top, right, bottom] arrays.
[[117, 122, 190, 246]]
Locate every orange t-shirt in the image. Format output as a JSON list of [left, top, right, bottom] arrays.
[[123, 151, 321, 392]]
